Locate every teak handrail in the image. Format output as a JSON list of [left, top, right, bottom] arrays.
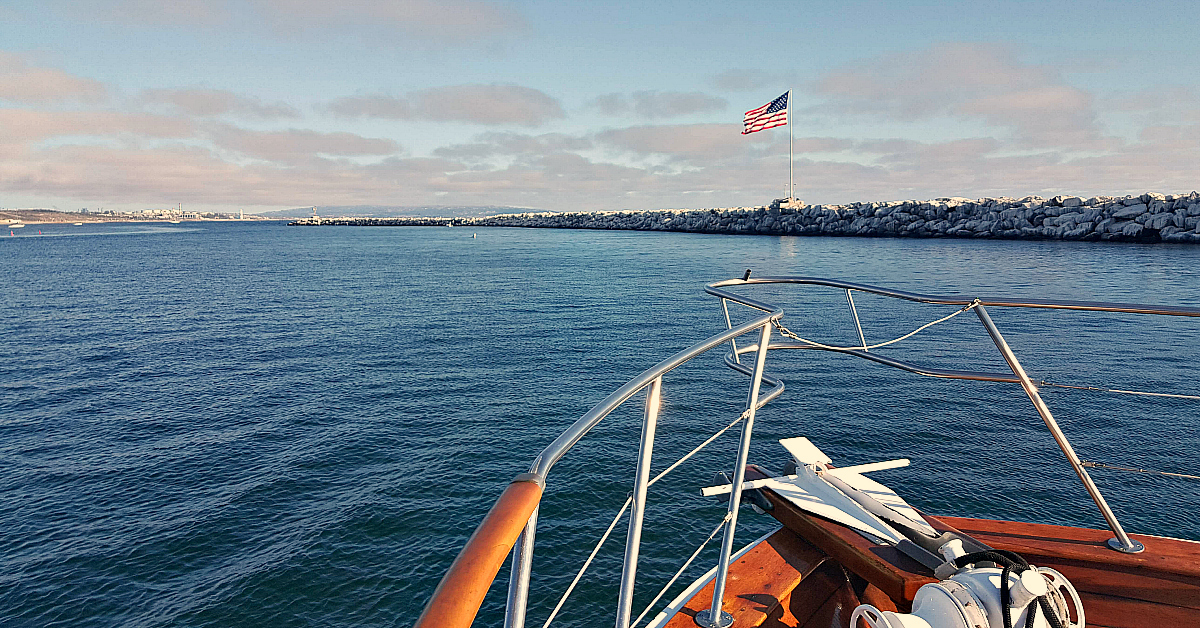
[[415, 475, 543, 628]]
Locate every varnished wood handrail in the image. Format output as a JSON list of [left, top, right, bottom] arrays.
[[416, 474, 543, 628]]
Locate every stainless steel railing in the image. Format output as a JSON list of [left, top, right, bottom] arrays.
[[505, 305, 786, 628], [708, 276, 1200, 559], [498, 276, 1199, 628]]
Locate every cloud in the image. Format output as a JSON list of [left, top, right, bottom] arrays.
[[52, 0, 522, 40], [957, 86, 1101, 147], [4, 126, 1200, 212], [1103, 87, 1200, 126], [597, 123, 782, 161], [0, 109, 193, 143], [1108, 87, 1200, 113], [814, 44, 1052, 118], [53, 0, 233, 26], [711, 69, 791, 92], [589, 91, 727, 119], [208, 126, 400, 161], [0, 143, 459, 207], [433, 132, 592, 160], [327, 84, 565, 127], [141, 89, 300, 119], [257, 0, 524, 39], [1137, 123, 1200, 150], [0, 52, 107, 104], [810, 43, 1105, 148]]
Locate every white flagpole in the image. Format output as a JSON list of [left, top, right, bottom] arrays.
[[787, 89, 793, 200]]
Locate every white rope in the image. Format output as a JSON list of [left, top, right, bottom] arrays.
[[648, 410, 749, 489], [541, 496, 632, 628], [771, 299, 1199, 400], [1082, 460, 1200, 481], [773, 300, 980, 351], [542, 409, 748, 627], [1039, 381, 1200, 400], [631, 512, 732, 628]]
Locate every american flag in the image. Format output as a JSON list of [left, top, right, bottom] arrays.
[[742, 92, 788, 135]]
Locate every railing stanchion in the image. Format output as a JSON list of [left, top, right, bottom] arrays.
[[616, 377, 662, 628], [698, 323, 773, 628], [504, 506, 538, 628], [721, 299, 741, 364], [974, 304, 1144, 554], [845, 289, 867, 351]]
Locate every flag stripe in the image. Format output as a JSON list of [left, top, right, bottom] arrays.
[[743, 113, 787, 130], [746, 112, 787, 125], [745, 120, 786, 132], [742, 91, 788, 135]]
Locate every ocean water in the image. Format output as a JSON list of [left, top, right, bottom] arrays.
[[2, 221, 1198, 627]]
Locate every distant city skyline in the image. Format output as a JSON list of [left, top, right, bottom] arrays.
[[2, 0, 1198, 214]]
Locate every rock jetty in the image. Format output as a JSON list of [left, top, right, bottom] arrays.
[[290, 192, 1200, 243]]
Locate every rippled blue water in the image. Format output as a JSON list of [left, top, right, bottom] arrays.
[[2, 222, 1198, 627]]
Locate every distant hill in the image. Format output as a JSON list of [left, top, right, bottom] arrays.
[[259, 205, 540, 218]]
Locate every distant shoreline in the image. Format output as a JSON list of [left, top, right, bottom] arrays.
[[289, 192, 1200, 244], [2, 209, 280, 225]]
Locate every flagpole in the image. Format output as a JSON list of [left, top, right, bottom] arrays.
[[787, 89, 793, 200]]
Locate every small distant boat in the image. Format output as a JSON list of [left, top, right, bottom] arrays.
[[169, 220, 181, 224], [74, 222, 83, 226], [9, 222, 24, 229], [472, 233, 477, 238]]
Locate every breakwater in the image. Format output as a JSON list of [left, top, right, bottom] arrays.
[[290, 192, 1200, 243]]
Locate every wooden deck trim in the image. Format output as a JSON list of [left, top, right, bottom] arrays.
[[742, 466, 1200, 627], [938, 516, 1200, 614], [663, 527, 827, 628], [938, 516, 1200, 580]]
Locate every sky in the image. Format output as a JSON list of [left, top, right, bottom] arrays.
[[1, 0, 1198, 214]]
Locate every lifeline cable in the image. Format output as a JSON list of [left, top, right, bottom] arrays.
[[772, 302, 1199, 401], [1081, 460, 1200, 481], [541, 495, 632, 628], [630, 512, 732, 628], [542, 409, 749, 628], [1037, 381, 1200, 400], [772, 300, 980, 352]]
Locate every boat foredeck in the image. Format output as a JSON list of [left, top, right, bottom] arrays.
[[940, 516, 1200, 628]]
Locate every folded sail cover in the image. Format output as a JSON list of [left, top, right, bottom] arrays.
[[742, 92, 788, 134]]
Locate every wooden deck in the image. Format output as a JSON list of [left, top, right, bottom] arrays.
[[669, 465, 1200, 627], [939, 517, 1200, 628]]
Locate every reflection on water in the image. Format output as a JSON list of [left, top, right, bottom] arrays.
[[1, 221, 1197, 627], [4, 224, 206, 238]]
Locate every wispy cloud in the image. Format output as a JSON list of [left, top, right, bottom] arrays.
[[589, 91, 727, 119], [597, 123, 767, 161], [0, 52, 107, 105], [2, 42, 1199, 213], [810, 43, 1106, 148], [258, 0, 524, 38], [711, 69, 793, 92], [207, 125, 401, 161], [50, 0, 522, 40], [0, 109, 193, 143], [433, 132, 592, 160], [327, 84, 565, 127], [141, 89, 300, 119], [51, 0, 234, 27]]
